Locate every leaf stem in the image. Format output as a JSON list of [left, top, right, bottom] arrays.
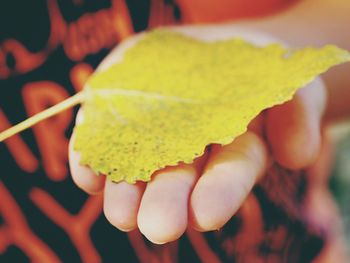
[[0, 92, 85, 142]]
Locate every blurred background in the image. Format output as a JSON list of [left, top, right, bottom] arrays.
[[330, 122, 350, 251], [1, 0, 349, 262]]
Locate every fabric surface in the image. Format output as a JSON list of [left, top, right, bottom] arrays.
[[0, 1, 343, 262]]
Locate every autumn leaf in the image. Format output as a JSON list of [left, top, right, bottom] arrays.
[[71, 29, 350, 183]]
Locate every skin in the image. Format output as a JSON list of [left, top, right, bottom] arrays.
[[69, 0, 350, 245], [68, 26, 327, 244]]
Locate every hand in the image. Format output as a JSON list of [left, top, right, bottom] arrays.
[[68, 25, 327, 244]]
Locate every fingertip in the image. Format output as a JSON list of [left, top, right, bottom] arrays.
[[138, 214, 183, 244], [267, 87, 323, 170], [190, 132, 267, 232], [69, 135, 105, 195], [138, 205, 186, 244], [104, 181, 144, 232], [137, 165, 197, 244], [69, 152, 105, 195], [189, 173, 233, 232]]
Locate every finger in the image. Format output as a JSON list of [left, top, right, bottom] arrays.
[[104, 180, 145, 232], [266, 78, 327, 170], [189, 131, 268, 231], [69, 133, 106, 195], [69, 109, 105, 194], [137, 163, 199, 244]]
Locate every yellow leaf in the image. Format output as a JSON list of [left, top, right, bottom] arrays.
[[74, 29, 350, 183]]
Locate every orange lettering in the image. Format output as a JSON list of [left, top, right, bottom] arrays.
[[0, 49, 10, 79], [46, 0, 67, 49], [30, 188, 102, 263], [111, 0, 134, 40], [22, 82, 72, 181], [94, 9, 118, 48], [0, 0, 66, 79], [0, 0, 135, 75], [0, 40, 46, 78], [0, 110, 38, 173], [64, 23, 85, 61], [70, 63, 94, 92], [63, 8, 121, 61], [128, 230, 177, 263], [0, 182, 60, 262], [148, 0, 178, 28], [186, 229, 221, 263]]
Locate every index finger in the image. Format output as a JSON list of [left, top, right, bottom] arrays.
[[69, 110, 105, 194]]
